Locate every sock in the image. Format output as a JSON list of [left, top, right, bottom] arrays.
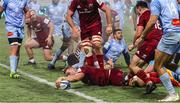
[[96, 55, 104, 69], [62, 55, 68, 61], [136, 70, 151, 84], [175, 66, 180, 74], [86, 56, 94, 66], [149, 77, 161, 84], [10, 56, 18, 73], [50, 49, 62, 65], [160, 73, 176, 95], [29, 58, 35, 63], [128, 71, 135, 80], [150, 72, 158, 78]]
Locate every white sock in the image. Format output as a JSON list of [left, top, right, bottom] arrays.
[[29, 58, 35, 63]]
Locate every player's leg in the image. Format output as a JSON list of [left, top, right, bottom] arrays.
[[43, 48, 53, 61], [48, 23, 73, 69], [92, 35, 104, 69], [7, 26, 23, 78], [24, 38, 40, 64], [81, 39, 94, 66], [155, 33, 180, 101], [129, 55, 151, 85]]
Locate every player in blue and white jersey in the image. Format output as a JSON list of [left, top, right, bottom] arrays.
[[110, 0, 126, 30], [47, 0, 80, 70], [136, 0, 180, 101], [0, 0, 29, 78], [104, 29, 130, 67], [27, 0, 40, 14]]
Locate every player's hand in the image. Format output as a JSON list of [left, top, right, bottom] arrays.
[[135, 37, 144, 48], [45, 36, 53, 47], [107, 59, 114, 68], [106, 24, 112, 36], [128, 44, 135, 51], [72, 26, 80, 41], [55, 77, 65, 89]]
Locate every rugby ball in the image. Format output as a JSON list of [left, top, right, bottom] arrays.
[[60, 80, 71, 90]]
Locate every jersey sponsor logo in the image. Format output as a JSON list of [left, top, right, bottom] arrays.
[[172, 19, 180, 26], [7, 32, 13, 36]]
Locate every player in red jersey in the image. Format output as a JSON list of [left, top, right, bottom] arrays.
[[128, 1, 162, 94], [24, 10, 55, 64], [66, 0, 112, 69], [56, 66, 125, 87]]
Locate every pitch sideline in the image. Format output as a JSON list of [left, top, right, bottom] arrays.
[[0, 63, 106, 103]]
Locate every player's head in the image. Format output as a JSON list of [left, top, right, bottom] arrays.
[[63, 67, 77, 76], [25, 10, 37, 23], [52, 0, 60, 5], [113, 29, 123, 40], [135, 1, 148, 15]]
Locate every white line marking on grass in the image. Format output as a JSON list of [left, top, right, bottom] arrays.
[[0, 63, 106, 103]]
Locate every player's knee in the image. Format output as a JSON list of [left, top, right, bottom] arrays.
[[24, 43, 31, 48], [44, 55, 53, 61], [92, 35, 102, 49], [81, 40, 93, 57]]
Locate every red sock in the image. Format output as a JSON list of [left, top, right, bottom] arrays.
[[128, 71, 135, 80], [96, 55, 104, 69], [86, 56, 94, 66], [136, 70, 151, 84], [149, 77, 161, 84], [150, 72, 159, 78]]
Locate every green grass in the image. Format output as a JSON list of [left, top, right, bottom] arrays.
[[0, 17, 180, 102]]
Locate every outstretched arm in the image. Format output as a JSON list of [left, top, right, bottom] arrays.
[[55, 72, 84, 89]]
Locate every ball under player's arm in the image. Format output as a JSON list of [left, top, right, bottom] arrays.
[[55, 72, 85, 89]]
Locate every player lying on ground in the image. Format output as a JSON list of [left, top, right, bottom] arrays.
[[25, 10, 56, 64]]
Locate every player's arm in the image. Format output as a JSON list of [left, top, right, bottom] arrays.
[[46, 21, 54, 46], [66, 9, 76, 30], [55, 72, 85, 88], [100, 4, 112, 35], [47, 21, 54, 39], [26, 25, 32, 38], [134, 15, 158, 47], [129, 25, 144, 51], [0, 1, 4, 17], [72, 52, 86, 69], [122, 49, 130, 67], [103, 41, 111, 54]]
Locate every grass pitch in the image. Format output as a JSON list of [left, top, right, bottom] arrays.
[[0, 18, 180, 102]]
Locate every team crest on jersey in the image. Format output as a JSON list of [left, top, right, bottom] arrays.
[[77, 5, 81, 9], [89, 3, 93, 8]]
